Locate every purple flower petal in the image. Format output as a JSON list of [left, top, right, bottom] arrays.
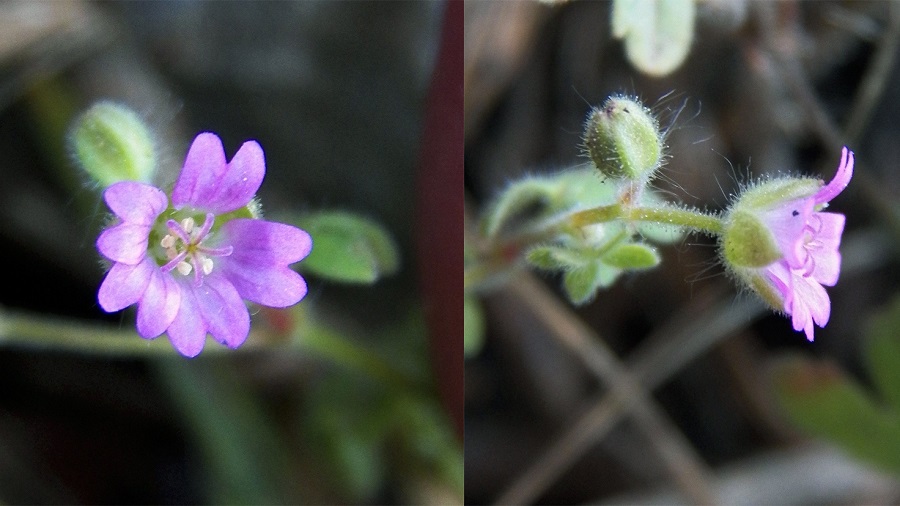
[[815, 146, 854, 205], [789, 272, 831, 342], [166, 287, 207, 357], [104, 182, 168, 224], [222, 263, 308, 308], [221, 218, 312, 265], [97, 223, 152, 265], [97, 258, 154, 312], [171, 133, 265, 214], [810, 212, 845, 286], [193, 275, 250, 348], [217, 219, 311, 306], [761, 199, 815, 270], [136, 268, 181, 338]]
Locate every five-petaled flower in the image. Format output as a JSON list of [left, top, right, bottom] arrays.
[[96, 132, 312, 357], [721, 147, 853, 341]]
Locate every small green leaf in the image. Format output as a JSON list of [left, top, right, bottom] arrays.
[[526, 245, 593, 271], [563, 263, 601, 305], [602, 242, 660, 270], [612, 0, 696, 77], [483, 178, 560, 238], [290, 211, 400, 284], [771, 355, 900, 474], [865, 295, 900, 412], [464, 295, 485, 358]]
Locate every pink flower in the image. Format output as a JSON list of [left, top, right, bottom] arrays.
[[722, 147, 853, 341], [96, 132, 312, 357]]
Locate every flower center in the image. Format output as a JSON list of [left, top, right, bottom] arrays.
[[797, 214, 823, 276], [158, 213, 233, 286]]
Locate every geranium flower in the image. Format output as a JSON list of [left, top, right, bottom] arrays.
[[96, 132, 312, 356], [721, 147, 853, 341]]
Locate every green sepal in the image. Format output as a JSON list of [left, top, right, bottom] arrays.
[[721, 210, 781, 268], [602, 242, 660, 270], [612, 0, 696, 77], [289, 211, 399, 284], [69, 101, 157, 187], [771, 355, 900, 474]]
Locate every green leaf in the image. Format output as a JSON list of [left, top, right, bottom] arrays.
[[563, 263, 602, 305], [526, 245, 593, 271], [290, 211, 400, 284], [612, 0, 696, 77], [602, 242, 660, 270], [483, 177, 560, 238], [771, 355, 900, 474], [865, 295, 900, 412], [464, 295, 485, 358]]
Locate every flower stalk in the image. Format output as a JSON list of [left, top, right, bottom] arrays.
[[569, 204, 724, 235]]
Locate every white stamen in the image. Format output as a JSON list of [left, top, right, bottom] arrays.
[[201, 257, 214, 275], [181, 217, 195, 234], [176, 261, 193, 276], [161, 235, 175, 248], [166, 248, 178, 260]]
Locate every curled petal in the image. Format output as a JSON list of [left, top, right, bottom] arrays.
[[136, 268, 181, 338], [104, 182, 168, 224], [97, 223, 152, 265], [192, 275, 250, 348], [815, 146, 854, 205], [166, 287, 207, 358], [171, 133, 265, 214], [98, 259, 154, 312]]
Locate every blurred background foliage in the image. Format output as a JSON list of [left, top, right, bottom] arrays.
[[466, 1, 900, 504], [0, 1, 460, 504]]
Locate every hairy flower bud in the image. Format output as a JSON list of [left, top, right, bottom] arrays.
[[583, 95, 663, 182], [70, 101, 157, 187]]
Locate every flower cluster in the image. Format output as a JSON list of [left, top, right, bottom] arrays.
[[721, 147, 853, 341], [96, 133, 312, 357]]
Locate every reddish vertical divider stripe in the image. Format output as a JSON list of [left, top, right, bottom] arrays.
[[415, 0, 463, 439]]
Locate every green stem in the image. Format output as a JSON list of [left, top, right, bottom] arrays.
[[570, 204, 723, 235]]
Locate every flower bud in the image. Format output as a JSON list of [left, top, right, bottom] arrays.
[[583, 95, 663, 182], [69, 101, 157, 187]]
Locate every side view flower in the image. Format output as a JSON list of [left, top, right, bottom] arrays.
[[96, 132, 312, 357], [721, 147, 854, 341]]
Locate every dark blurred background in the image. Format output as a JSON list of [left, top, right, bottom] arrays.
[[0, 1, 460, 504], [466, 1, 900, 504]]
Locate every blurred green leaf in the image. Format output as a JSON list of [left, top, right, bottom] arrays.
[[464, 295, 485, 358], [865, 294, 900, 413], [291, 211, 399, 284], [602, 242, 660, 270], [612, 0, 695, 77], [771, 355, 900, 474], [563, 262, 602, 305], [483, 177, 561, 238], [526, 245, 593, 270]]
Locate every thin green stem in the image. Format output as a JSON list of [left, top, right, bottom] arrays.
[[570, 204, 724, 235]]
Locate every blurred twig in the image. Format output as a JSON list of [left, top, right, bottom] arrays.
[[753, 2, 900, 244], [494, 273, 723, 505]]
